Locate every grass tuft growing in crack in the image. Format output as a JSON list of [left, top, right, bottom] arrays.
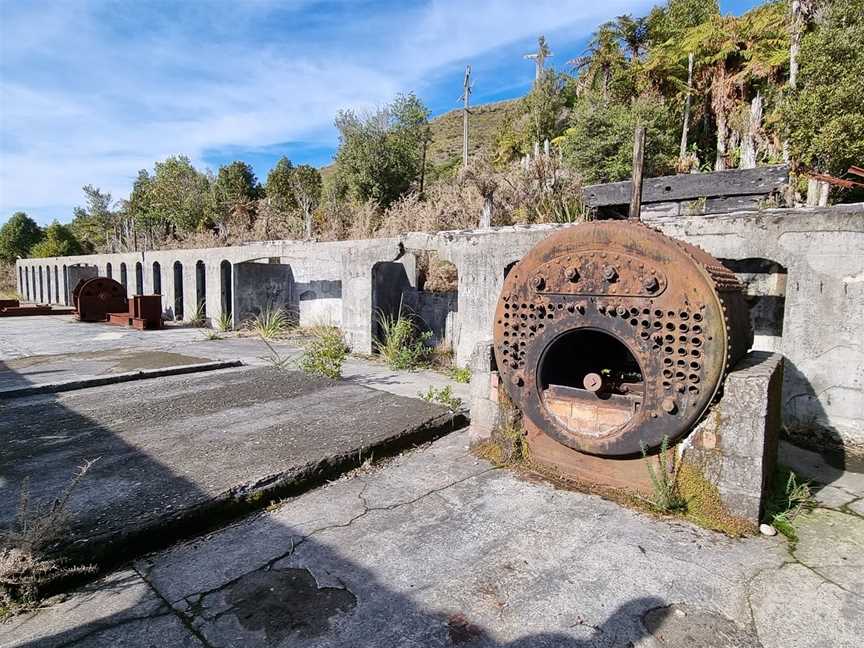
[[762, 466, 814, 541], [1, 459, 100, 617], [640, 436, 687, 514]]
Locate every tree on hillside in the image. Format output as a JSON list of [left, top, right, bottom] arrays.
[[148, 156, 211, 234], [265, 157, 297, 211], [289, 165, 322, 239], [784, 0, 864, 180], [209, 161, 262, 239], [334, 93, 430, 207], [608, 15, 650, 62], [70, 185, 115, 253], [29, 221, 83, 258], [523, 70, 568, 150], [0, 212, 42, 263], [559, 92, 678, 184], [647, 0, 720, 47], [570, 25, 628, 101]]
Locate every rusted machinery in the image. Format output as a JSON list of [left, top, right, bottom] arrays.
[[493, 221, 752, 487], [107, 295, 163, 330], [74, 277, 128, 322], [0, 299, 73, 317]]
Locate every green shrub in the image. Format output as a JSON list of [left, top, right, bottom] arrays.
[[448, 366, 472, 384], [419, 385, 463, 412], [374, 307, 433, 370], [299, 326, 349, 379]]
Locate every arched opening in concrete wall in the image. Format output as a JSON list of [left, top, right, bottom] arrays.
[[195, 260, 207, 318], [31, 267, 36, 301], [173, 261, 184, 320], [106, 262, 112, 279], [54, 266, 59, 302], [135, 262, 143, 295], [120, 263, 128, 290], [46, 266, 51, 303], [720, 257, 788, 352], [233, 258, 295, 325], [38, 267, 44, 302], [18, 267, 24, 298], [414, 252, 460, 356], [152, 262, 162, 294], [62, 265, 68, 305], [220, 260, 232, 319], [372, 251, 459, 357]]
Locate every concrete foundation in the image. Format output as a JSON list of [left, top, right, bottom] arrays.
[[684, 351, 783, 522], [15, 203, 864, 448], [470, 350, 783, 524]]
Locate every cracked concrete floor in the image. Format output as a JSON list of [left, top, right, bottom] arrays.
[[4, 430, 864, 648]]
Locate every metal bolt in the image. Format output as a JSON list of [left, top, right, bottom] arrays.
[[532, 275, 545, 290], [662, 397, 677, 414], [583, 373, 603, 392], [643, 276, 659, 292], [566, 267, 579, 282], [603, 266, 618, 282]]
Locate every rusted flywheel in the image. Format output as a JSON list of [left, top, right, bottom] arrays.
[[493, 221, 752, 457], [75, 277, 128, 322]]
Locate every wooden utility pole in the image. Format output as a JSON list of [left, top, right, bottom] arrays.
[[679, 52, 694, 160], [524, 36, 552, 83], [461, 65, 472, 168], [629, 126, 646, 221]]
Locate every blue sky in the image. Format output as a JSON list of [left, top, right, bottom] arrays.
[[0, 0, 762, 226]]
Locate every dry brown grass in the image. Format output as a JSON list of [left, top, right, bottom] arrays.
[[1, 460, 99, 615], [0, 262, 18, 299]]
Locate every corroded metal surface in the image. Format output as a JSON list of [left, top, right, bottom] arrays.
[[75, 277, 128, 323], [493, 221, 751, 458]]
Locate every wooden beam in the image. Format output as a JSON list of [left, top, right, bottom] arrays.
[[584, 165, 789, 208]]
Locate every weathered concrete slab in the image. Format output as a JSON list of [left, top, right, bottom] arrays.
[[0, 570, 204, 648], [5, 431, 864, 647], [0, 315, 203, 360], [0, 365, 461, 566]]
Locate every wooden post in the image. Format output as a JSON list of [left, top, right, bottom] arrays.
[[629, 126, 646, 221], [679, 53, 694, 160], [462, 65, 471, 169]]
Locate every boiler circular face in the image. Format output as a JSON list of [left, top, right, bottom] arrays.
[[493, 221, 752, 457]]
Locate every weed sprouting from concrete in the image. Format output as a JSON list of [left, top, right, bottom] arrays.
[[248, 305, 293, 340], [299, 326, 349, 379], [762, 466, 814, 541], [419, 385, 464, 412], [480, 391, 529, 466], [448, 366, 472, 384], [374, 301, 433, 370], [215, 310, 234, 332], [640, 437, 687, 514], [1, 459, 100, 615], [186, 301, 207, 327]]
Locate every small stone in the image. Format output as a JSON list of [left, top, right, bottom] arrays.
[[759, 523, 777, 537]]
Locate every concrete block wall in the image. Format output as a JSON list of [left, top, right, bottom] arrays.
[[16, 204, 864, 447]]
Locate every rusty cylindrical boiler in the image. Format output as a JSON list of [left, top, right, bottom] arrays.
[[493, 221, 752, 482], [75, 277, 128, 322]]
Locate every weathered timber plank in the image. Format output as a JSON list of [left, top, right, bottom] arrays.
[[584, 165, 788, 207]]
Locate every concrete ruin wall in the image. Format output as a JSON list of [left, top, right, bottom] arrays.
[[16, 203, 864, 447]]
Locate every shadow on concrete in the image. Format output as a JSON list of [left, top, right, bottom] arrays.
[[1, 357, 678, 647]]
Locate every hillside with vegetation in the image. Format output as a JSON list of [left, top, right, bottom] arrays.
[[2, 0, 862, 280]]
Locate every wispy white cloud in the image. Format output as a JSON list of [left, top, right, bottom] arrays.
[[0, 0, 651, 223]]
